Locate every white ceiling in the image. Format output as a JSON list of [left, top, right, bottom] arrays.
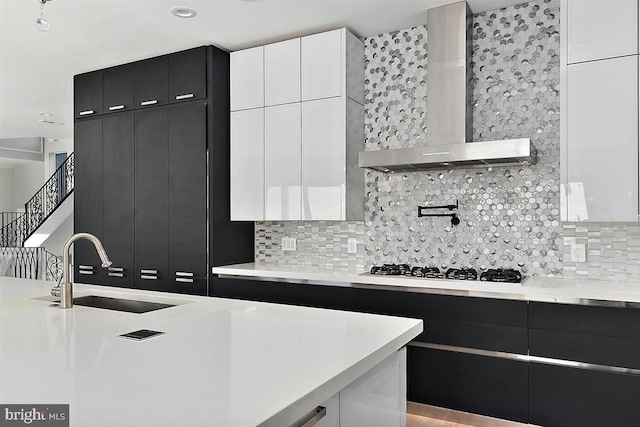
[[0, 0, 526, 143]]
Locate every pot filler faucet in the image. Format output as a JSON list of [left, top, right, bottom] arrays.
[[51, 233, 112, 309]]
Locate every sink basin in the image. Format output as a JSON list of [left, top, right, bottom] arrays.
[[72, 295, 175, 313]]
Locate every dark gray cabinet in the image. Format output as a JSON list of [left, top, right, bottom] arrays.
[[134, 109, 169, 283], [169, 47, 207, 103], [103, 64, 134, 113], [101, 114, 135, 287], [210, 277, 286, 304], [529, 301, 640, 426], [73, 118, 103, 283], [530, 363, 640, 427], [134, 55, 168, 109], [351, 288, 528, 354], [408, 346, 528, 423], [74, 45, 254, 296], [74, 70, 103, 118], [168, 103, 207, 280]]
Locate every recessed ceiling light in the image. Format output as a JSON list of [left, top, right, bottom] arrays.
[[171, 6, 197, 18], [38, 112, 52, 116]]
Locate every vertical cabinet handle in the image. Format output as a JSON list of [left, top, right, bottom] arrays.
[[140, 99, 158, 106], [291, 406, 326, 427], [109, 105, 125, 111], [79, 110, 95, 116], [175, 93, 194, 100]]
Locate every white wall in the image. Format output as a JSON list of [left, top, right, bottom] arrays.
[[13, 163, 44, 210], [40, 214, 73, 257], [0, 167, 15, 212], [45, 138, 74, 177]]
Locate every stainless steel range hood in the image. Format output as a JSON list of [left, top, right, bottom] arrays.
[[358, 1, 536, 172]]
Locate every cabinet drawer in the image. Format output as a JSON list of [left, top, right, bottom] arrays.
[[530, 301, 640, 339], [351, 288, 527, 327], [284, 283, 350, 311], [169, 46, 207, 103], [530, 328, 640, 369], [422, 319, 527, 354], [210, 277, 285, 304], [407, 346, 528, 423], [530, 363, 640, 427], [351, 289, 526, 352]]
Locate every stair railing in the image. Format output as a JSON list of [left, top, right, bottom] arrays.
[[0, 212, 26, 247], [0, 247, 62, 281], [25, 152, 74, 239]]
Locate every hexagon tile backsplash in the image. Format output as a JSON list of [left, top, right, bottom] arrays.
[[256, 0, 640, 282]]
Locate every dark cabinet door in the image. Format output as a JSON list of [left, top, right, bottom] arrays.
[[351, 288, 528, 353], [169, 47, 207, 103], [210, 277, 286, 303], [408, 346, 529, 423], [74, 70, 103, 118], [134, 56, 168, 109], [134, 109, 169, 283], [103, 64, 134, 113], [168, 103, 207, 279], [73, 118, 103, 283], [530, 363, 640, 427], [285, 283, 350, 310], [101, 114, 135, 287]]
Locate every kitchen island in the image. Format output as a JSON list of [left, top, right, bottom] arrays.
[[0, 277, 422, 427]]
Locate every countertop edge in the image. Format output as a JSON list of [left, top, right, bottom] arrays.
[[212, 263, 640, 307]]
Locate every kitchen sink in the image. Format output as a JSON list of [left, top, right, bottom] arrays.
[[72, 295, 175, 313]]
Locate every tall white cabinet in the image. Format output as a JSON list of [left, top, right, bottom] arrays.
[[230, 28, 365, 221], [561, 0, 640, 222]]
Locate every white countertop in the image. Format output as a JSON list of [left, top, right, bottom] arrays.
[[0, 277, 422, 427], [212, 263, 640, 305]]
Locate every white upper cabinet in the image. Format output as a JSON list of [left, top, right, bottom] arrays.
[[565, 57, 638, 221], [566, 0, 638, 64], [561, 0, 640, 222], [264, 39, 301, 106], [230, 47, 264, 111], [302, 98, 345, 220], [302, 29, 342, 101], [230, 28, 364, 221], [265, 103, 302, 220], [230, 108, 264, 220]]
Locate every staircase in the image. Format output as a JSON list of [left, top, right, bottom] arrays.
[[24, 152, 74, 241], [0, 152, 73, 281]]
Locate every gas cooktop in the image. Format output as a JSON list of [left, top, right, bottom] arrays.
[[367, 264, 524, 284]]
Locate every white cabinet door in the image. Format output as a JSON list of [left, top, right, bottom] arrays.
[[302, 29, 342, 101], [231, 108, 264, 220], [302, 98, 345, 220], [566, 56, 638, 221], [265, 103, 302, 220], [230, 47, 264, 111], [265, 38, 301, 106], [340, 349, 406, 427], [566, 0, 637, 64]]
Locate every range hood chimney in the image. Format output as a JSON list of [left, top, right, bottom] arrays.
[[359, 1, 536, 172]]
